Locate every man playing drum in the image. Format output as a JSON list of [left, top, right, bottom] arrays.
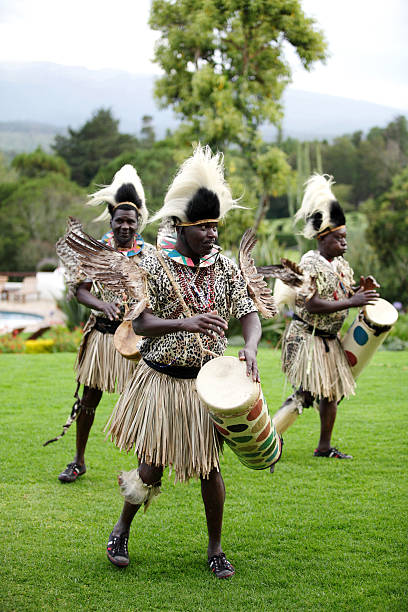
[[105, 146, 261, 578], [55, 165, 153, 483], [280, 174, 379, 459]]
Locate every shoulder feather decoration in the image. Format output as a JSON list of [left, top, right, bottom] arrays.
[[56, 217, 88, 300], [59, 218, 148, 320], [238, 229, 277, 319]]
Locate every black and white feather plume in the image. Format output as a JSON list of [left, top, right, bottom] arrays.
[[150, 144, 242, 225], [87, 164, 148, 230], [295, 173, 345, 238]]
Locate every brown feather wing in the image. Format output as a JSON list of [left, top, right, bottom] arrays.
[[257, 258, 304, 287], [56, 217, 88, 299], [62, 225, 148, 317], [238, 229, 277, 319]]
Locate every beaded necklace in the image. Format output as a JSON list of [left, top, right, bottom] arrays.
[[175, 264, 216, 312]]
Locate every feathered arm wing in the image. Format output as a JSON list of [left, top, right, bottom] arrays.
[[56, 217, 89, 299], [238, 229, 277, 319], [61, 220, 148, 319], [256, 258, 304, 287]]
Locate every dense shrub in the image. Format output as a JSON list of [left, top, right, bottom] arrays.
[[0, 332, 26, 353], [48, 326, 82, 352]]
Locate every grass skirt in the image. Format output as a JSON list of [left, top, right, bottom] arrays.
[[105, 360, 221, 482], [75, 328, 137, 394], [282, 324, 355, 402]]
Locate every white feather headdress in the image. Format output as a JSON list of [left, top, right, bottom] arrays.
[[295, 173, 343, 239], [149, 144, 240, 225], [87, 164, 148, 232]]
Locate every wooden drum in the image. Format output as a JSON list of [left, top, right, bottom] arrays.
[[341, 298, 398, 379], [113, 320, 143, 362], [196, 356, 282, 470]]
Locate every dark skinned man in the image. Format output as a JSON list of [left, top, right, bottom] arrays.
[[105, 146, 261, 578]]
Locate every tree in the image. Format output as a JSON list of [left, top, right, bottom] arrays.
[[11, 147, 70, 179], [140, 115, 156, 146], [362, 166, 408, 303], [0, 173, 92, 272], [149, 0, 327, 226], [53, 108, 138, 186], [150, 0, 326, 149]]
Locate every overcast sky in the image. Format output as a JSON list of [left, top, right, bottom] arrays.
[[1, 0, 407, 110]]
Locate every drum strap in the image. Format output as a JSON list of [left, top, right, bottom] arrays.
[[293, 314, 337, 352]]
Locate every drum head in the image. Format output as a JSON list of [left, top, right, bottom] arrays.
[[113, 320, 143, 361], [196, 356, 260, 415], [364, 298, 398, 326]]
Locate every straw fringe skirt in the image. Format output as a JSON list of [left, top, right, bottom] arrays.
[[282, 326, 355, 402], [105, 360, 221, 483], [75, 328, 136, 394]]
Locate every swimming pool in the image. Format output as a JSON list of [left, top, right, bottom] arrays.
[[0, 311, 44, 334]]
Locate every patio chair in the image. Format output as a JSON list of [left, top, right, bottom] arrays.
[[12, 276, 41, 302], [0, 275, 8, 300]]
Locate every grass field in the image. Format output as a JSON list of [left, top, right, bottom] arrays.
[[1, 349, 407, 611]]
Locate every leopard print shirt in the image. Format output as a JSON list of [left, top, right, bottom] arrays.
[[292, 250, 355, 334], [138, 250, 257, 367]]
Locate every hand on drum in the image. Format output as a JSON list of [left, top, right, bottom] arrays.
[[101, 300, 121, 321], [238, 348, 260, 383], [358, 275, 380, 292], [182, 312, 228, 338], [349, 287, 380, 308]]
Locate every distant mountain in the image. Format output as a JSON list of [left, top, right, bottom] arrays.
[[0, 61, 406, 153]]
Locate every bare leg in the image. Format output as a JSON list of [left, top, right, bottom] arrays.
[[58, 386, 103, 482], [201, 468, 225, 558], [73, 386, 103, 467], [316, 398, 337, 452]]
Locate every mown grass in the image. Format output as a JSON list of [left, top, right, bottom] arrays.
[[1, 349, 407, 611]]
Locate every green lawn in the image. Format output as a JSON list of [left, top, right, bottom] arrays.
[[1, 349, 407, 611]]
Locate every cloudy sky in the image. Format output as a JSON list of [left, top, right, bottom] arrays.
[[0, 0, 407, 110]]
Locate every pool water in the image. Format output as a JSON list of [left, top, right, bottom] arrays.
[[0, 311, 44, 334]]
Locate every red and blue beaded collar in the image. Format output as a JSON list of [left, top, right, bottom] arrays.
[[101, 231, 144, 257], [159, 235, 221, 268]]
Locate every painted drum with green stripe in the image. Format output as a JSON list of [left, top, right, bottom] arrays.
[[196, 356, 282, 471]]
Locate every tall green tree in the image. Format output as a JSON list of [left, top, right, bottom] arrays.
[[53, 108, 138, 187], [11, 147, 70, 179], [149, 0, 327, 226], [362, 166, 408, 303], [150, 0, 326, 150]]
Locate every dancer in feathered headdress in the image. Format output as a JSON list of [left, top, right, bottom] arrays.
[[275, 173, 379, 458], [87, 164, 148, 230], [295, 173, 346, 240], [150, 144, 240, 228], [50, 164, 154, 485], [79, 145, 276, 575]]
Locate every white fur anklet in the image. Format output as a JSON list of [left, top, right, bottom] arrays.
[[118, 468, 161, 512]]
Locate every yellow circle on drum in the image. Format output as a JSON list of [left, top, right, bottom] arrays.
[[196, 356, 260, 416]]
